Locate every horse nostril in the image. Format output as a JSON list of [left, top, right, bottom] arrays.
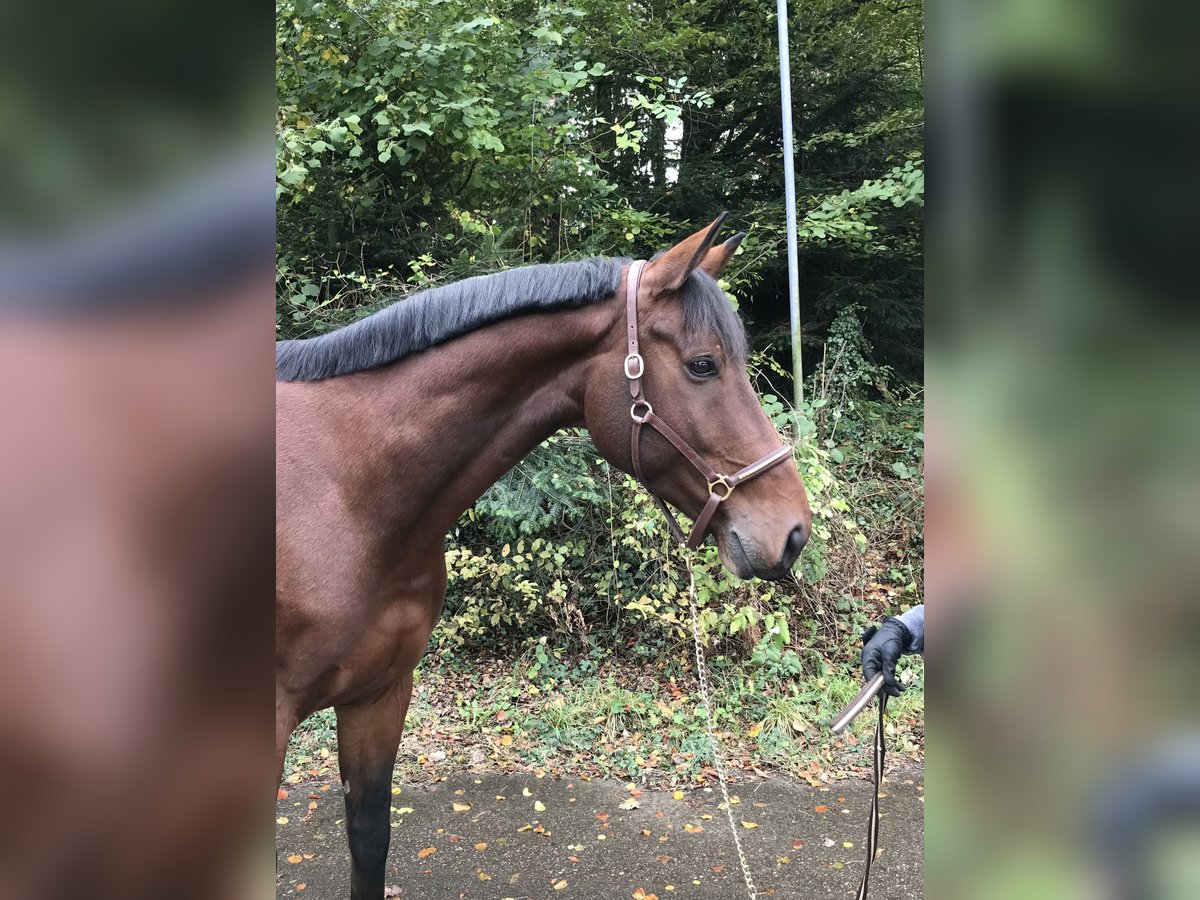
[[784, 524, 808, 565]]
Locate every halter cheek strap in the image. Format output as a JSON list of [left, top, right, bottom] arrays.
[[624, 260, 795, 550]]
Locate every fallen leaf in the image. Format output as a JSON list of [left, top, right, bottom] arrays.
[[417, 847, 437, 859], [741, 821, 759, 829], [474, 842, 488, 851], [843, 841, 854, 848], [815, 805, 829, 813], [684, 824, 705, 833], [522, 787, 533, 797], [711, 865, 725, 873], [396, 806, 414, 814], [501, 735, 513, 746], [554, 879, 569, 890], [672, 790, 684, 800], [656, 854, 673, 864], [277, 788, 288, 801], [792, 839, 805, 850], [534, 800, 546, 812], [286, 854, 302, 864], [452, 802, 471, 812], [478, 871, 492, 881], [276, 817, 289, 825], [618, 798, 639, 810]]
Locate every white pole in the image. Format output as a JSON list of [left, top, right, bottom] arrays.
[[776, 0, 803, 407]]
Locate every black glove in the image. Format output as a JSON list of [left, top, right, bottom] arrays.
[[860, 617, 912, 697]]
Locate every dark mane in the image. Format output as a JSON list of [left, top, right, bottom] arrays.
[[680, 270, 749, 364], [275, 256, 747, 382]]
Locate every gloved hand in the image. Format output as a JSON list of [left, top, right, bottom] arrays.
[[860, 617, 912, 697]]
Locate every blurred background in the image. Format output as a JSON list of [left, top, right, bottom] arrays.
[[926, 0, 1200, 897], [0, 0, 275, 897]]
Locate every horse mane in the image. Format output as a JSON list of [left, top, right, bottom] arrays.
[[275, 256, 746, 382]]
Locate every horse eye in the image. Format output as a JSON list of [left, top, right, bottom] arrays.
[[687, 357, 718, 378]]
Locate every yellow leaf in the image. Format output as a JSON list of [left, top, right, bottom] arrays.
[[522, 787, 533, 797], [672, 790, 684, 800], [453, 802, 472, 812], [397, 806, 414, 814], [391, 786, 401, 795], [478, 871, 492, 881], [501, 735, 513, 746], [554, 879, 569, 890], [741, 821, 759, 829], [843, 841, 854, 848], [534, 800, 546, 812], [286, 854, 302, 864], [276, 817, 289, 825], [748, 722, 762, 738]]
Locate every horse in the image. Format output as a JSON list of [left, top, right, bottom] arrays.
[[275, 215, 813, 898]]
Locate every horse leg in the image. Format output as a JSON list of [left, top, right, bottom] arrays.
[[336, 674, 414, 900]]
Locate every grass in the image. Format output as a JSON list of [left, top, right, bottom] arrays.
[[283, 648, 924, 789]]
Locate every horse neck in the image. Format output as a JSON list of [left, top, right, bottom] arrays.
[[326, 300, 615, 540]]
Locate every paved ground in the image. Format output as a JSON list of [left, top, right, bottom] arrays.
[[277, 766, 921, 900]]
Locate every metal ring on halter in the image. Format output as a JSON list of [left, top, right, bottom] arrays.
[[707, 475, 734, 500], [630, 400, 653, 423], [624, 353, 644, 379]]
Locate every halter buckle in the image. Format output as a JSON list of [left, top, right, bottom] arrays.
[[708, 475, 734, 500], [624, 353, 644, 379], [630, 400, 653, 424]]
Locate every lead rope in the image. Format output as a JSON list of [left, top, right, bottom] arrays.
[[684, 554, 758, 900], [684, 553, 889, 900], [855, 692, 887, 900]]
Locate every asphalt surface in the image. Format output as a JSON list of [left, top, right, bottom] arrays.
[[276, 768, 923, 899]]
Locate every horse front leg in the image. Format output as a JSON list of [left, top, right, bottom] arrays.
[[335, 674, 413, 900]]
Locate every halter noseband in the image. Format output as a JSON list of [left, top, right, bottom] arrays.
[[624, 259, 795, 549]]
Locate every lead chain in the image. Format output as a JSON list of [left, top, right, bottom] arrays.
[[684, 554, 758, 900]]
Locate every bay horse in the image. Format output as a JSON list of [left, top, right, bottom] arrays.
[[275, 216, 813, 898]]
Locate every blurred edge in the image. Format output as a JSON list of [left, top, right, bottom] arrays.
[[0, 0, 275, 897], [927, 0, 1200, 898]]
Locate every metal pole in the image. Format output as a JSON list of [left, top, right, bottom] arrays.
[[776, 0, 803, 408]]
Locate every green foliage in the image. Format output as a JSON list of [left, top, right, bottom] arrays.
[[278, 0, 925, 782]]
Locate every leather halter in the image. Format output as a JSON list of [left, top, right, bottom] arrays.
[[624, 259, 795, 550]]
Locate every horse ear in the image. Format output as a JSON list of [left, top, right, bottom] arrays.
[[699, 232, 746, 279], [642, 213, 727, 296]]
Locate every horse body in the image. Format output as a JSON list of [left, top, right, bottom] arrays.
[[276, 218, 812, 898]]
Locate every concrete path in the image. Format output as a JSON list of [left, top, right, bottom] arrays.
[[276, 768, 923, 899]]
